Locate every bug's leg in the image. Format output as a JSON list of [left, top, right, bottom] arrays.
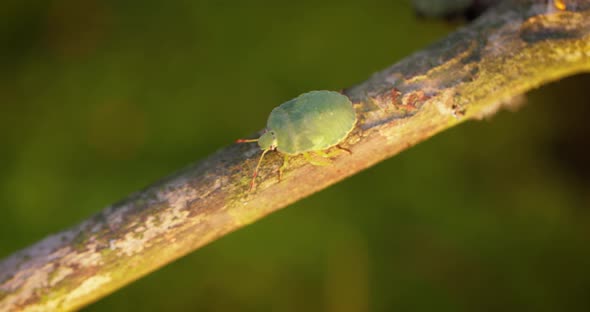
[[336, 144, 352, 155], [315, 148, 346, 159], [250, 149, 270, 191], [303, 152, 331, 166], [278, 154, 289, 182]]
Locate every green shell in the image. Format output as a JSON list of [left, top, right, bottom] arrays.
[[265, 90, 356, 155]]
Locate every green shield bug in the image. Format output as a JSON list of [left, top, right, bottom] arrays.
[[237, 90, 356, 191]]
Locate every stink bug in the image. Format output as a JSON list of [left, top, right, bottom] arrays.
[[237, 90, 357, 191]]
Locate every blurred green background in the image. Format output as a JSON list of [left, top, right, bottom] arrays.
[[1, 0, 590, 311]]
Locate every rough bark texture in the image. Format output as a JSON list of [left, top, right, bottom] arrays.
[[1, 0, 590, 311]]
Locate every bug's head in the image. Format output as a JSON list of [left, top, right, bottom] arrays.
[[258, 130, 277, 151]]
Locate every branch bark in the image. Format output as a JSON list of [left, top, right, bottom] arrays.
[[2, 0, 590, 310]]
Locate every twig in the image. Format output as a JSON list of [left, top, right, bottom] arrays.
[[1, 1, 589, 310]]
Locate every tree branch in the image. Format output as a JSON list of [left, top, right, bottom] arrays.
[[1, 1, 589, 310]]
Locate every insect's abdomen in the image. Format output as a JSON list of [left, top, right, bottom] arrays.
[[268, 91, 356, 155]]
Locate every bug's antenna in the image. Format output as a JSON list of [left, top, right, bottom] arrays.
[[236, 138, 258, 143], [250, 148, 270, 191]]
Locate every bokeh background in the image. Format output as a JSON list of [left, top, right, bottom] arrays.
[[1, 0, 590, 311]]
